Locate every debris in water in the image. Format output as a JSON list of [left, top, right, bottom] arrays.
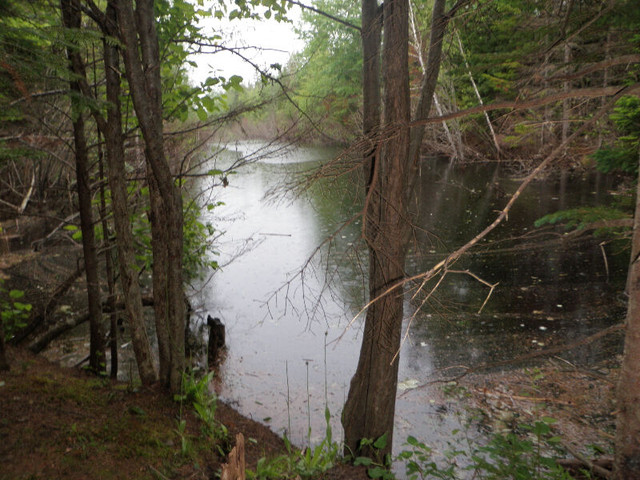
[[398, 379, 420, 391]]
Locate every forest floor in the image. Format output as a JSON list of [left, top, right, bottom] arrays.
[[0, 346, 371, 480]]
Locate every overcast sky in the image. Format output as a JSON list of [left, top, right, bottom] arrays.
[[188, 5, 304, 86]]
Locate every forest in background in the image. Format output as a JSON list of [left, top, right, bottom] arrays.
[[233, 0, 639, 167], [1, 0, 640, 478]]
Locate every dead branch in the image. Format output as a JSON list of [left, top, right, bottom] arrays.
[[559, 441, 613, 479], [541, 54, 640, 84], [411, 84, 640, 127], [10, 262, 85, 346]]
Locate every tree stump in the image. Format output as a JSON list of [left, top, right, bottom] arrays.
[[221, 433, 245, 480], [207, 315, 225, 366]]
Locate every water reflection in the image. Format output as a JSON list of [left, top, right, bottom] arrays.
[[190, 143, 627, 455]]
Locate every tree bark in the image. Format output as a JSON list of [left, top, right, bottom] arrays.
[[102, 1, 157, 384], [116, 0, 185, 392], [343, 0, 410, 460], [61, 0, 105, 374], [0, 322, 9, 371], [614, 147, 640, 478], [342, 0, 451, 459], [98, 139, 118, 378]]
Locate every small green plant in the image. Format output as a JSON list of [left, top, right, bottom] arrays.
[[175, 370, 228, 454], [1, 280, 32, 341], [397, 435, 457, 480], [524, 367, 545, 393], [182, 198, 222, 281], [353, 433, 395, 480], [174, 418, 192, 456], [470, 418, 571, 480], [248, 406, 341, 479]]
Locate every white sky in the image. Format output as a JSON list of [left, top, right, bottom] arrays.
[[188, 4, 304, 86]]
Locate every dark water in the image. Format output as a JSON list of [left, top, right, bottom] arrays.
[[190, 142, 627, 455]]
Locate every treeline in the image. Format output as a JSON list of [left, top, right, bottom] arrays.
[[233, 0, 639, 165]]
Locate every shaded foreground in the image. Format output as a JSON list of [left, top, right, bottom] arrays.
[[0, 347, 368, 480]]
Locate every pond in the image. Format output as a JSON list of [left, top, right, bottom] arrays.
[[189, 141, 628, 457]]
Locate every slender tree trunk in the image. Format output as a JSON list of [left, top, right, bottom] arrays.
[[61, 0, 105, 374], [615, 147, 640, 479], [102, 1, 157, 384], [116, 0, 185, 392], [562, 42, 571, 151], [454, 29, 500, 157], [146, 161, 171, 383], [98, 138, 118, 378], [408, 1, 459, 160], [407, 0, 448, 190], [0, 322, 9, 371]]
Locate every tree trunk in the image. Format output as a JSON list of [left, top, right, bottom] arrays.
[[146, 161, 171, 383], [102, 1, 157, 384], [562, 42, 571, 152], [614, 149, 640, 478], [342, 0, 450, 459], [98, 138, 118, 378], [116, 0, 185, 392], [61, 0, 105, 374], [0, 322, 9, 371], [343, 0, 410, 460]]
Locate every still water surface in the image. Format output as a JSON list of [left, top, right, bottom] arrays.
[[190, 141, 626, 455]]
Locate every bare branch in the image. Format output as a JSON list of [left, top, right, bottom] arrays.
[[282, 0, 361, 31], [412, 84, 640, 127]]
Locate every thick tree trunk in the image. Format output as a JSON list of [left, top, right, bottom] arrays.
[[614, 151, 640, 478], [61, 0, 105, 374], [343, 0, 410, 460], [102, 1, 157, 384], [116, 0, 185, 392], [343, 0, 450, 459]]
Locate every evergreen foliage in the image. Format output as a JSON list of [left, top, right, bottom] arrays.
[[593, 95, 640, 174]]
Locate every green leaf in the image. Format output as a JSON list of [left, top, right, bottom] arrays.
[[373, 432, 388, 450], [354, 456, 372, 466], [196, 108, 208, 121], [9, 289, 24, 299], [201, 95, 217, 112], [368, 466, 388, 478]]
